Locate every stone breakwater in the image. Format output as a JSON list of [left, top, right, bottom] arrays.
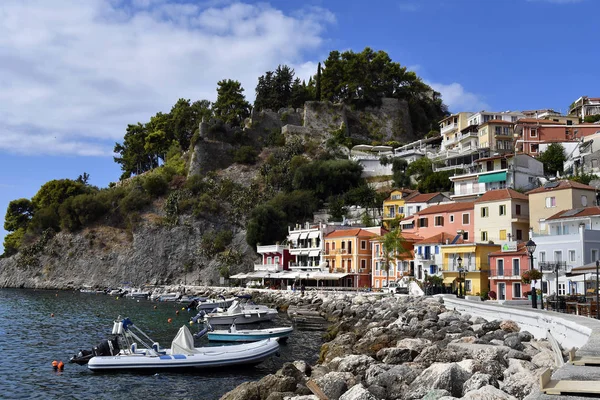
[[191, 288, 561, 400]]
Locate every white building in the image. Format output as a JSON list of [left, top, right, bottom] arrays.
[[467, 110, 525, 127], [287, 222, 329, 272], [449, 154, 543, 201]]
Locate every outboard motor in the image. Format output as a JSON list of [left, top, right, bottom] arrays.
[[69, 337, 120, 365], [191, 310, 206, 324]]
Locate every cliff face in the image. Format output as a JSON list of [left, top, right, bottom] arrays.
[[0, 209, 256, 290]]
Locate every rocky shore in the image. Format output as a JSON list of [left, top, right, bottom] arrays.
[[196, 288, 561, 400]]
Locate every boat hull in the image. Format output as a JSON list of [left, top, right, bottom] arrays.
[[206, 311, 277, 326], [208, 327, 293, 342], [87, 339, 279, 371], [196, 298, 234, 311]]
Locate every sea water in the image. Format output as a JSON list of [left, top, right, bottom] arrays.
[[0, 289, 323, 399]]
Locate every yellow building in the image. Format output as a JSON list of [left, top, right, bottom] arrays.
[[526, 180, 596, 234], [440, 242, 499, 296], [473, 188, 530, 243], [439, 112, 473, 150], [324, 228, 379, 287], [382, 188, 418, 229], [477, 120, 515, 153]]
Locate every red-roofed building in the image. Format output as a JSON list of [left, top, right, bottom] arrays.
[[414, 232, 459, 280], [473, 188, 530, 243], [514, 119, 600, 156], [488, 243, 531, 301], [324, 228, 379, 287], [401, 201, 475, 243], [526, 180, 597, 234], [569, 96, 600, 120], [404, 192, 452, 217], [371, 230, 421, 289]]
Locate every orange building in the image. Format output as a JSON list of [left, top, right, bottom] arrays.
[[324, 228, 379, 288]]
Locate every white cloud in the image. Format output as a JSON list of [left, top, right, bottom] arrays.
[[427, 82, 489, 112], [0, 0, 334, 156]]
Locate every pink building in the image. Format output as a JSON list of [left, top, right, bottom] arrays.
[[400, 202, 475, 242], [255, 244, 295, 273], [515, 119, 600, 155], [488, 243, 532, 301]]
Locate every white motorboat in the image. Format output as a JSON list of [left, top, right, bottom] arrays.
[[207, 321, 293, 342], [157, 292, 181, 302], [196, 296, 235, 311], [125, 288, 151, 299], [70, 317, 279, 371], [200, 300, 278, 325]]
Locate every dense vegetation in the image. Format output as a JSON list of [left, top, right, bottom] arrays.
[[392, 157, 453, 193]]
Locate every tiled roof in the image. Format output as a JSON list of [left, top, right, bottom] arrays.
[[405, 192, 442, 203], [546, 206, 600, 221], [401, 232, 423, 241], [526, 180, 596, 195], [475, 188, 528, 203], [415, 201, 474, 215], [325, 228, 378, 239], [517, 118, 566, 125], [415, 232, 461, 245]]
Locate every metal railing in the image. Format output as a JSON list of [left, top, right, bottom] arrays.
[[538, 261, 568, 272]]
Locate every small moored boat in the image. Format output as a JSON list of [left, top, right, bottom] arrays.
[[70, 316, 279, 371], [199, 300, 278, 326], [207, 321, 293, 342]]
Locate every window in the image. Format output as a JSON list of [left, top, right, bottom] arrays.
[[562, 225, 569, 235], [497, 259, 504, 276], [361, 259, 366, 270], [531, 129, 538, 138], [267, 257, 272, 264], [348, 241, 352, 254], [434, 216, 444, 226], [539, 251, 546, 263], [416, 206, 421, 212], [348, 260, 352, 271], [545, 197, 556, 208], [462, 213, 470, 224], [375, 244, 380, 255], [503, 127, 510, 135], [554, 251, 562, 262], [341, 241, 345, 250], [516, 230, 523, 241], [449, 215, 455, 223], [499, 205, 506, 216], [516, 204, 521, 215], [592, 249, 598, 261], [500, 230, 507, 240], [558, 283, 566, 296], [495, 126, 501, 135], [531, 144, 539, 153], [582, 196, 588, 207], [463, 232, 469, 241], [481, 207, 489, 217], [418, 217, 428, 228], [512, 259, 520, 276], [481, 231, 488, 241], [361, 240, 367, 250], [332, 242, 336, 250], [465, 280, 472, 293], [501, 159, 508, 169], [569, 250, 576, 262], [399, 206, 404, 214], [514, 283, 522, 298]]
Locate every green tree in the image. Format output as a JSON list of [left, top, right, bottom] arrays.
[[315, 62, 322, 101], [418, 171, 453, 193], [32, 179, 88, 210], [392, 158, 411, 188], [538, 143, 566, 176], [584, 115, 600, 123], [2, 228, 26, 256], [213, 79, 251, 126], [233, 146, 259, 165], [379, 228, 410, 285], [4, 198, 34, 232], [245, 204, 287, 248], [114, 123, 157, 179], [292, 159, 364, 202], [76, 172, 90, 185], [406, 157, 433, 180]]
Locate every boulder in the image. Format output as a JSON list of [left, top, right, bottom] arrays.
[[500, 320, 520, 333], [448, 342, 510, 365], [503, 336, 524, 351], [339, 384, 377, 400], [396, 338, 432, 353], [334, 355, 377, 378], [419, 389, 452, 399], [220, 381, 260, 400], [376, 347, 416, 364], [258, 374, 298, 396], [313, 372, 354, 400], [506, 349, 532, 361], [531, 350, 556, 369], [407, 363, 472, 399], [518, 331, 534, 342], [462, 372, 498, 394], [501, 359, 539, 399], [462, 385, 517, 400]]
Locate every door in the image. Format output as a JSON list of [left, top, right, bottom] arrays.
[[498, 283, 506, 300]]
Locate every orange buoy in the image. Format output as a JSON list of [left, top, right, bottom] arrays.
[[51, 313, 54, 317], [52, 360, 58, 369], [58, 361, 64, 370], [167, 318, 172, 323], [175, 310, 179, 315]]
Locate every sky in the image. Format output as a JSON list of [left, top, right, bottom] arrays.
[[1, 0, 599, 251]]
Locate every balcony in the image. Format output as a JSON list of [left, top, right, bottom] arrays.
[[256, 244, 285, 254], [254, 264, 284, 272], [453, 183, 486, 196], [441, 123, 458, 135], [538, 261, 568, 272], [489, 268, 522, 279], [289, 262, 325, 271]]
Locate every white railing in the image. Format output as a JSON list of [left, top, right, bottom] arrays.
[[441, 123, 458, 135], [253, 264, 283, 272], [453, 183, 486, 196], [256, 244, 285, 253]]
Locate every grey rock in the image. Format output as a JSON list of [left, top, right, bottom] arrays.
[[313, 372, 354, 400], [462, 372, 498, 394], [518, 331, 534, 342], [419, 389, 452, 400], [339, 384, 377, 400], [407, 363, 472, 399], [506, 349, 532, 361], [462, 385, 517, 400], [504, 335, 524, 351], [376, 347, 415, 364]]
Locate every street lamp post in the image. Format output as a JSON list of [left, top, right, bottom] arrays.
[[526, 239, 537, 309], [596, 260, 600, 320], [306, 273, 310, 287], [457, 256, 464, 298]]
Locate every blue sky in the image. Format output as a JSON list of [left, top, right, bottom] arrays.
[[1, 0, 598, 251]]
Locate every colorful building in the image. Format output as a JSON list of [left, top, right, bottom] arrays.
[[371, 231, 421, 288], [473, 188, 530, 243], [488, 242, 531, 300], [514, 119, 600, 156], [403, 192, 452, 218], [526, 180, 597, 234], [401, 202, 475, 243], [440, 242, 499, 296], [414, 232, 458, 281], [324, 228, 379, 288], [382, 188, 418, 229], [569, 96, 600, 120], [439, 112, 474, 151], [476, 120, 515, 154]]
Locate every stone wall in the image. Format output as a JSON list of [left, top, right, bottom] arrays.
[[188, 137, 234, 177]]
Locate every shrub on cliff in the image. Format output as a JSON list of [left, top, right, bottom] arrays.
[[292, 159, 363, 202], [233, 146, 258, 165], [246, 205, 287, 248], [119, 188, 151, 215], [58, 194, 108, 232], [142, 173, 168, 197]]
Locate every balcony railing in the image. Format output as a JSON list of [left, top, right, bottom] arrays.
[[441, 123, 458, 135], [538, 261, 568, 272], [489, 268, 523, 278], [444, 263, 490, 273], [254, 264, 283, 272], [256, 244, 285, 254]]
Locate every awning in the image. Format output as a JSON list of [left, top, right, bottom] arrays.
[[308, 231, 320, 239], [229, 273, 247, 279], [443, 276, 456, 284], [478, 171, 507, 184], [308, 250, 320, 257], [288, 233, 300, 242], [312, 273, 349, 280], [299, 232, 309, 240]]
